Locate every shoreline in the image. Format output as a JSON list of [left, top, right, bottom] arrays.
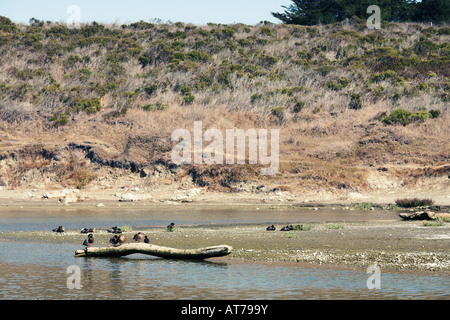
[[1, 187, 449, 273]]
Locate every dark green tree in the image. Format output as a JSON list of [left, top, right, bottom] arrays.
[[271, 0, 420, 25], [414, 0, 450, 23]]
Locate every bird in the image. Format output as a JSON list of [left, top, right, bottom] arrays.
[[266, 225, 276, 231], [118, 234, 125, 245], [83, 234, 94, 248], [52, 226, 66, 233], [166, 222, 175, 231], [133, 232, 145, 242], [144, 235, 150, 244], [109, 235, 119, 246], [280, 225, 293, 231], [107, 226, 122, 234]]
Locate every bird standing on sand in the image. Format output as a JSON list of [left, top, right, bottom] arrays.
[[266, 225, 276, 231], [167, 222, 175, 231], [144, 235, 149, 244], [53, 226, 66, 233], [83, 234, 94, 248]]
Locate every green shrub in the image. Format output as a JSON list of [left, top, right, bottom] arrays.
[[49, 113, 68, 127], [429, 109, 441, 118], [395, 198, 434, 208], [144, 84, 158, 96], [292, 224, 312, 231], [183, 94, 195, 105], [349, 93, 362, 110], [382, 108, 413, 126], [271, 106, 285, 120], [293, 100, 306, 113], [324, 77, 350, 91], [71, 97, 102, 114], [142, 102, 167, 111]]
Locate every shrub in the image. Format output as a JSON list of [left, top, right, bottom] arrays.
[[349, 93, 362, 110], [423, 219, 444, 227], [382, 108, 413, 126], [325, 223, 344, 229], [251, 93, 263, 104], [293, 100, 305, 113], [292, 224, 312, 231], [142, 102, 167, 111], [429, 109, 441, 118], [183, 94, 195, 105], [325, 77, 350, 91], [271, 106, 285, 121], [395, 198, 434, 208], [49, 113, 68, 127], [71, 97, 102, 114], [144, 84, 158, 96]]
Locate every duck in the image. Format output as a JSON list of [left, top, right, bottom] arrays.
[[81, 227, 95, 234], [83, 234, 94, 247], [52, 226, 66, 233], [109, 234, 119, 246], [166, 222, 175, 231], [266, 225, 276, 231], [280, 225, 293, 231], [118, 234, 125, 245], [133, 232, 145, 242], [109, 234, 124, 246], [107, 226, 122, 234], [144, 235, 150, 244]]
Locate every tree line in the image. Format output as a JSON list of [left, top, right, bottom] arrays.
[[272, 0, 449, 25]]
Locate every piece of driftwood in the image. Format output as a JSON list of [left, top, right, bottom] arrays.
[[399, 211, 450, 221], [74, 243, 233, 260]]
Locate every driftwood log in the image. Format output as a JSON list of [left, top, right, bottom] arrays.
[[74, 243, 233, 260], [399, 211, 450, 221]]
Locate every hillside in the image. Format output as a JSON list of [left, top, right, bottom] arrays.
[[0, 16, 449, 202]]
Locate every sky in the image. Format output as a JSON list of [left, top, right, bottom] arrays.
[[1, 0, 292, 25]]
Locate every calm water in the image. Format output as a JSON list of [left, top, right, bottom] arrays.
[[0, 207, 449, 300]]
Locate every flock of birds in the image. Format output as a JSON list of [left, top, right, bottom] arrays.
[[52, 222, 176, 249], [52, 222, 294, 249]]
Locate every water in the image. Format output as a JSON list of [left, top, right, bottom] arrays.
[[0, 207, 449, 300]]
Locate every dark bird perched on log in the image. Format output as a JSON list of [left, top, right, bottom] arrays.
[[118, 234, 125, 245], [110, 235, 119, 246], [110, 234, 126, 246], [266, 225, 276, 231], [83, 234, 94, 247], [52, 226, 66, 233]]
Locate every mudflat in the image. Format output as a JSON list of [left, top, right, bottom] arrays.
[[2, 209, 449, 272]]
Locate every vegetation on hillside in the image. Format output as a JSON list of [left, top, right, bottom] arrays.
[[0, 16, 448, 191]]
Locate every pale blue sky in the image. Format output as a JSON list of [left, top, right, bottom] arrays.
[[1, 0, 292, 25]]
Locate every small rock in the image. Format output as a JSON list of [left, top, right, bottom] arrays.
[[97, 203, 105, 207]]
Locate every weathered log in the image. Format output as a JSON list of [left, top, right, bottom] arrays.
[[74, 243, 233, 260], [399, 211, 450, 221], [399, 211, 434, 220]]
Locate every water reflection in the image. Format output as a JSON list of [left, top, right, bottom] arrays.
[[1, 240, 449, 300]]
